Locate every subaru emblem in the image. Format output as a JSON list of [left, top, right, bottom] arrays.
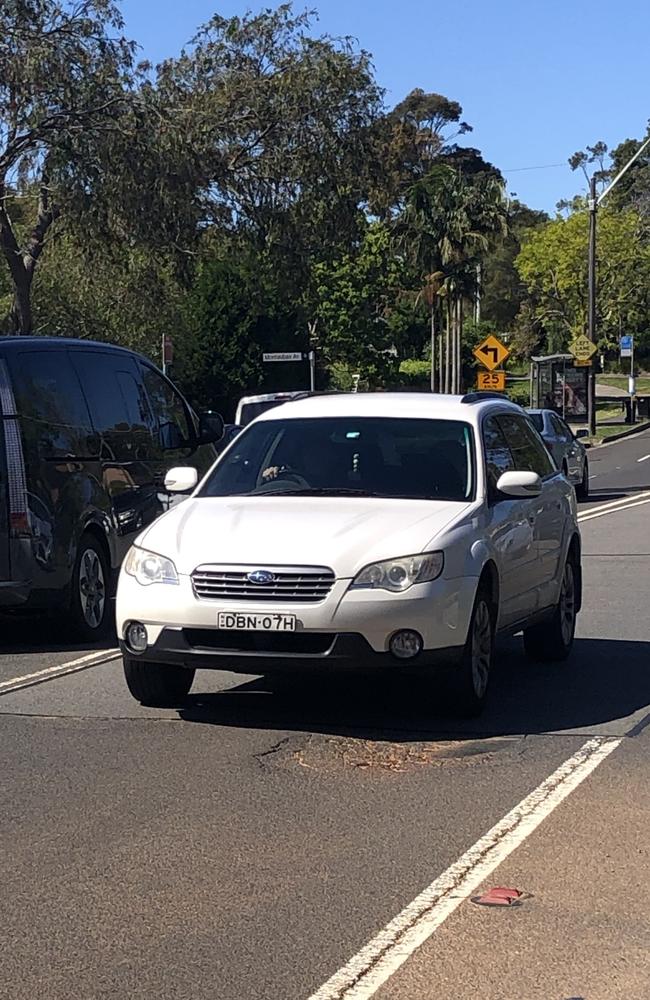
[[247, 570, 275, 585]]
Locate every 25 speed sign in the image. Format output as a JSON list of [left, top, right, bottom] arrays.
[[477, 370, 505, 391]]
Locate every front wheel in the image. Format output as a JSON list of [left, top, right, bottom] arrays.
[[575, 459, 589, 500], [123, 657, 195, 707], [447, 589, 494, 717], [523, 558, 577, 662]]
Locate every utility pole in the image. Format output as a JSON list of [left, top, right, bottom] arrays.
[[586, 133, 650, 435], [587, 176, 597, 435]]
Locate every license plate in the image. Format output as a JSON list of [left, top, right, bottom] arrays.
[[217, 611, 296, 632]]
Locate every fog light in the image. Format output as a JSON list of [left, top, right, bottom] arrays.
[[125, 621, 148, 654], [389, 629, 423, 660]]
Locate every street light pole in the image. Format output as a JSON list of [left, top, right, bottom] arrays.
[[586, 133, 650, 436], [587, 176, 597, 435]]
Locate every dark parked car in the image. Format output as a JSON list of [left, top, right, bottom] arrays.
[[527, 408, 589, 499], [0, 337, 223, 639]]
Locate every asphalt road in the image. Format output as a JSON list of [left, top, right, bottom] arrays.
[[1, 427, 649, 1000]]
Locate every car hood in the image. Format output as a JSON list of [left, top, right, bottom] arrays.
[[138, 495, 472, 577]]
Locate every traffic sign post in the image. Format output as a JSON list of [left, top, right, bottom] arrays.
[[473, 335, 510, 372], [162, 334, 173, 376], [477, 370, 506, 391]]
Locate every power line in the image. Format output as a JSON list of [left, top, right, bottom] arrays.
[[502, 162, 567, 173]]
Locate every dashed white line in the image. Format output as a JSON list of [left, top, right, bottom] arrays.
[[306, 737, 621, 1000], [637, 454, 650, 463], [0, 648, 120, 696]]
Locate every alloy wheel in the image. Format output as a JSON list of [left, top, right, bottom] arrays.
[[471, 600, 492, 698], [78, 548, 106, 630]]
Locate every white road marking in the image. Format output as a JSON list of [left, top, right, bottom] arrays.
[[307, 736, 621, 1000], [577, 489, 650, 520], [637, 454, 650, 463], [578, 497, 650, 523], [0, 648, 120, 696]]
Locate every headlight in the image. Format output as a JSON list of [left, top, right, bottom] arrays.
[[124, 546, 179, 586], [351, 552, 444, 593]]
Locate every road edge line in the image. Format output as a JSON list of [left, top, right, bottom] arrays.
[[0, 649, 120, 696], [307, 735, 621, 1000], [579, 497, 650, 523]]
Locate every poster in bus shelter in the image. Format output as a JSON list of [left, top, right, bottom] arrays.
[[540, 364, 588, 419]]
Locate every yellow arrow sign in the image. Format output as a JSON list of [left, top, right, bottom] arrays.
[[473, 334, 510, 371], [569, 334, 597, 361]]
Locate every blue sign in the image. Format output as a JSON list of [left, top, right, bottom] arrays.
[[620, 335, 633, 358]]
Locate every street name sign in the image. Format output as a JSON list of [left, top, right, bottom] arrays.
[[473, 335, 510, 371], [262, 352, 304, 362]]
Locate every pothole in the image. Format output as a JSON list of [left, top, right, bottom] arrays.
[[262, 734, 523, 773]]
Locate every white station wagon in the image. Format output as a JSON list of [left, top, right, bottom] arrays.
[[117, 392, 581, 716]]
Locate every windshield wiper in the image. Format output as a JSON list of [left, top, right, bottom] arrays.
[[253, 487, 387, 497]]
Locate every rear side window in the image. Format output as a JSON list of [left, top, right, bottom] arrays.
[[497, 414, 555, 477], [12, 351, 92, 457], [528, 412, 544, 433], [71, 351, 153, 461]]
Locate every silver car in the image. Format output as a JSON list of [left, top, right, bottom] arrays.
[[528, 408, 589, 499]]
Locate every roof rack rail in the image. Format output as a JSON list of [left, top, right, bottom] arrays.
[[460, 391, 511, 404]]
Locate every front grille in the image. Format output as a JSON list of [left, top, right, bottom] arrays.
[[191, 566, 335, 603], [184, 629, 335, 655]]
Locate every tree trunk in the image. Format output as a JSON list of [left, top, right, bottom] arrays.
[[430, 302, 436, 392], [10, 270, 33, 333], [438, 326, 443, 393], [457, 297, 464, 393], [451, 295, 457, 394], [444, 299, 451, 394]]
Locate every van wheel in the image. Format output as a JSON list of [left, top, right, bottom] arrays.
[[447, 588, 494, 718], [69, 534, 111, 641], [123, 658, 195, 707], [523, 557, 577, 662]]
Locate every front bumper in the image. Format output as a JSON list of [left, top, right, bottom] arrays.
[[116, 570, 477, 673], [118, 627, 463, 674]]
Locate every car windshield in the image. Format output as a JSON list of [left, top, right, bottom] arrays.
[[529, 413, 544, 432], [199, 417, 474, 501]]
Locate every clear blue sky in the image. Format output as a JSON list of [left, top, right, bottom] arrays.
[[120, 0, 649, 213]]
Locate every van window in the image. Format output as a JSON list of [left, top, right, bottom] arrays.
[[140, 364, 192, 451], [12, 351, 92, 457], [71, 351, 153, 461]]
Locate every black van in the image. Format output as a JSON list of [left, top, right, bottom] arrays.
[[0, 338, 223, 639]]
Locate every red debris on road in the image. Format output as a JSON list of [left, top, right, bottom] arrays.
[[471, 886, 525, 907]]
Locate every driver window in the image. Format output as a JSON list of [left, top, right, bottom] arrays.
[[140, 364, 192, 452], [482, 416, 515, 494]]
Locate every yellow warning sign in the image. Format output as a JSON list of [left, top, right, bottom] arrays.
[[473, 335, 510, 371], [569, 335, 597, 362]]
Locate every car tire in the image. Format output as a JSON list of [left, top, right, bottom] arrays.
[[123, 657, 195, 707], [523, 556, 578, 663], [69, 533, 112, 641], [447, 587, 494, 718], [575, 459, 589, 500]]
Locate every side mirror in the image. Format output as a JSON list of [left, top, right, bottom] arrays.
[[575, 428, 589, 440], [164, 467, 199, 494], [198, 411, 224, 445], [496, 471, 543, 498]]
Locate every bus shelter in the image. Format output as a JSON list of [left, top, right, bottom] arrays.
[[530, 354, 589, 424]]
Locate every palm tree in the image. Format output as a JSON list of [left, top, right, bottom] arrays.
[[398, 165, 507, 392]]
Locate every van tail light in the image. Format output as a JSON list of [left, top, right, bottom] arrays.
[[0, 360, 30, 537]]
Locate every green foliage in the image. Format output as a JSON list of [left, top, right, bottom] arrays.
[[312, 222, 405, 385], [516, 208, 650, 356]]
